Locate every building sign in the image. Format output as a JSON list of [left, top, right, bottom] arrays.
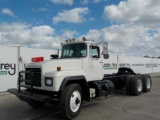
[[0, 62, 16, 75]]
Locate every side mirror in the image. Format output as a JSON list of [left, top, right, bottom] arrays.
[[102, 42, 108, 54], [50, 54, 59, 59], [102, 42, 109, 59]]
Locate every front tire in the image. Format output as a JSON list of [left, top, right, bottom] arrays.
[[59, 84, 82, 120]]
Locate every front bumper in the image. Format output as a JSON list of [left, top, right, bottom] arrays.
[[7, 88, 52, 103]]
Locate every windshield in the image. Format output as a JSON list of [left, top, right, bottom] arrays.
[[61, 43, 87, 58]]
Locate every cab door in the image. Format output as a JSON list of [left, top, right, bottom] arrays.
[[88, 45, 104, 81]]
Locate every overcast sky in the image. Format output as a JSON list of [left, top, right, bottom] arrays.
[[0, 0, 160, 57]]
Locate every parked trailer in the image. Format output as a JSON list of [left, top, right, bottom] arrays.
[[8, 37, 152, 119]]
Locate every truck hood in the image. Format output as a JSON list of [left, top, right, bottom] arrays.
[[26, 59, 83, 73]]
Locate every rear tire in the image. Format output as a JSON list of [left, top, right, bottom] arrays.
[[131, 75, 143, 96], [59, 84, 82, 120], [125, 75, 134, 95], [142, 74, 152, 92]]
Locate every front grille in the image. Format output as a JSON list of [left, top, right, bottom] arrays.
[[25, 68, 41, 87]]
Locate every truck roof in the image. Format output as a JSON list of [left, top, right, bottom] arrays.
[[62, 40, 98, 46]]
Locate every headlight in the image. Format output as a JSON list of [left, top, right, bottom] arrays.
[[45, 78, 53, 86]]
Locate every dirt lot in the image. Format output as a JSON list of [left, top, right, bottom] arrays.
[[0, 73, 160, 120]]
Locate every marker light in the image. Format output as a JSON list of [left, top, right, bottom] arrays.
[[66, 40, 69, 42], [32, 57, 44, 62], [72, 38, 75, 41], [82, 37, 86, 41], [57, 67, 61, 71]]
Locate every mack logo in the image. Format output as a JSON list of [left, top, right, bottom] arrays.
[[0, 62, 16, 75]]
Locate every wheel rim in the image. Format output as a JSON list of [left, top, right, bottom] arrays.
[[137, 79, 142, 92], [70, 90, 81, 112], [146, 78, 151, 89]]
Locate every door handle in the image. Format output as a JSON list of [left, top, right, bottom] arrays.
[[99, 62, 102, 63]]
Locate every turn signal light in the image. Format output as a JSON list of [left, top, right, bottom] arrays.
[[57, 67, 61, 71]]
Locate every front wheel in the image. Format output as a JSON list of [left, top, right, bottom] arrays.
[[59, 84, 82, 120]]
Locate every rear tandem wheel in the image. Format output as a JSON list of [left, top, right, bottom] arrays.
[[142, 74, 152, 92], [126, 75, 144, 96]]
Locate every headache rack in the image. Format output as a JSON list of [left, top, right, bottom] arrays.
[[18, 68, 41, 94]]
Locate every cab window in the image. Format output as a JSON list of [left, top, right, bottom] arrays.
[[89, 46, 100, 58], [61, 43, 87, 58]]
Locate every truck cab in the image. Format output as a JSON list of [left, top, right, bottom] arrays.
[[20, 38, 108, 92], [61, 40, 104, 81]]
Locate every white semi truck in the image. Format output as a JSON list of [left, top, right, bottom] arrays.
[[8, 37, 152, 119]]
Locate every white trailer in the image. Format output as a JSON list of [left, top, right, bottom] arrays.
[[7, 38, 154, 119]]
